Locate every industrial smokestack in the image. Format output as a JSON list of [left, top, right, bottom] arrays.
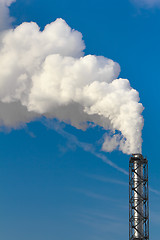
[[129, 154, 149, 240]]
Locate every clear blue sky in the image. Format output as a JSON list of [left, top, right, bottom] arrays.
[[0, 0, 160, 239]]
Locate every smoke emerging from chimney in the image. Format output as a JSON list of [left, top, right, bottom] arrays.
[[0, 1, 144, 154]]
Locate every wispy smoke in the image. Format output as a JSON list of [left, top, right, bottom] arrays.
[[0, 2, 144, 154], [131, 0, 160, 8], [0, 0, 15, 31], [43, 119, 129, 175]]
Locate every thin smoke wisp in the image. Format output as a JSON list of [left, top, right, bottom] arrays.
[[132, 0, 160, 8], [0, 0, 15, 31], [0, 0, 144, 154]]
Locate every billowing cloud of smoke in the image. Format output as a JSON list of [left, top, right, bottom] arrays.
[[131, 0, 160, 8], [0, 3, 144, 154]]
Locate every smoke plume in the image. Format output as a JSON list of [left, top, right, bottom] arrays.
[[0, 1, 144, 154]]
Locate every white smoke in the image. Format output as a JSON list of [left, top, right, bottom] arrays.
[[132, 0, 160, 8], [0, 3, 144, 154]]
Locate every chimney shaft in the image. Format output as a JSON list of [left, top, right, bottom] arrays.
[[129, 154, 149, 240]]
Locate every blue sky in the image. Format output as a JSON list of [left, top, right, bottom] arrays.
[[0, 0, 160, 239]]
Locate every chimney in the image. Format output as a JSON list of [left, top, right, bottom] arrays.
[[129, 154, 149, 240]]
